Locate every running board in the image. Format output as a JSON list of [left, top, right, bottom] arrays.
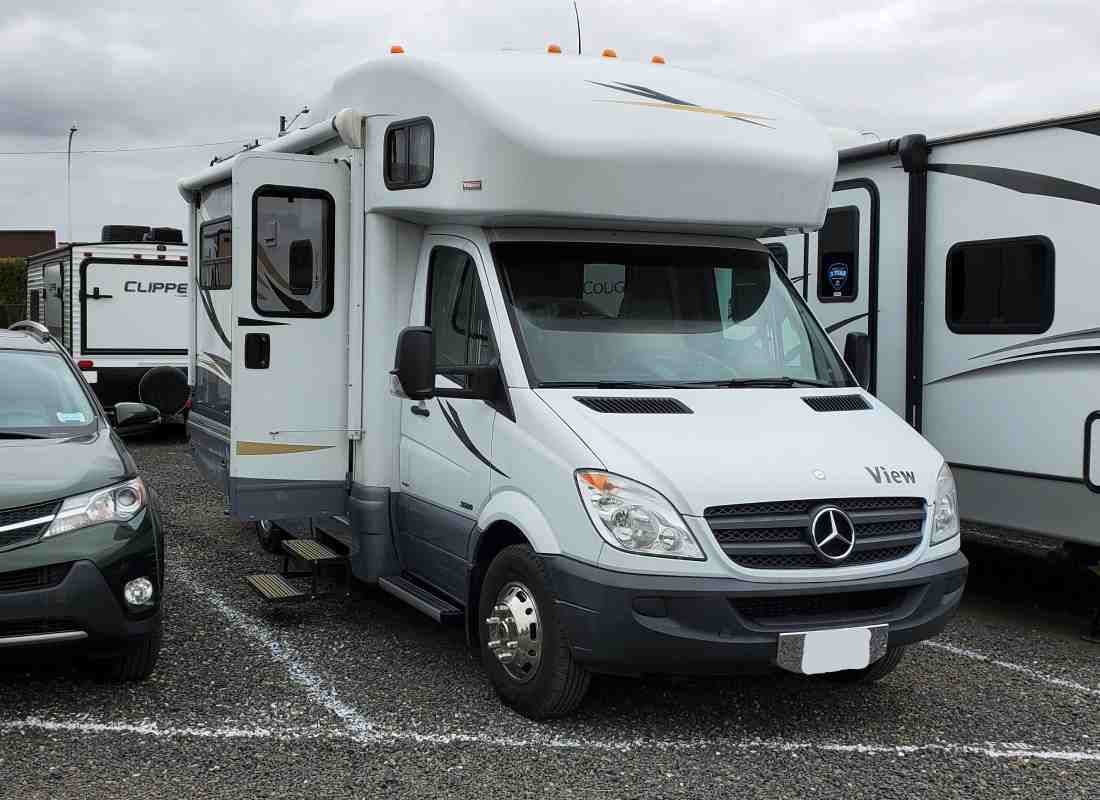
[[378, 575, 462, 623], [246, 573, 308, 603]]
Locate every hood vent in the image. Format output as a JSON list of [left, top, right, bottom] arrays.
[[575, 396, 693, 414], [802, 394, 871, 412]]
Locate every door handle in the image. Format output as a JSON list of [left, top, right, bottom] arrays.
[[410, 405, 430, 417], [244, 332, 270, 369]]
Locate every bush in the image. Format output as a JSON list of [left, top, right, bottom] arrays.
[[0, 257, 26, 306]]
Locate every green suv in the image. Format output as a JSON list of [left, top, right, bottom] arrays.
[[0, 321, 164, 679]]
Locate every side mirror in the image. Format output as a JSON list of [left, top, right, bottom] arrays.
[[115, 401, 161, 428], [392, 326, 435, 400], [843, 332, 871, 389], [288, 239, 314, 295]]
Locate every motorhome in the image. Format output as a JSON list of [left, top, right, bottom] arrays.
[[179, 50, 967, 719], [763, 111, 1100, 561], [25, 227, 191, 420]]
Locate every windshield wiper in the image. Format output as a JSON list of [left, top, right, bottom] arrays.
[[691, 376, 836, 388], [0, 431, 50, 439], [538, 381, 687, 389]]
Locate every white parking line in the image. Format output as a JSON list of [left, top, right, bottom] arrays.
[[3, 715, 1100, 762], [169, 566, 1100, 762], [922, 639, 1100, 698]]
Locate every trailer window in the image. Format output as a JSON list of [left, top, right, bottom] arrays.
[[946, 236, 1054, 334], [427, 247, 496, 380], [384, 118, 433, 190], [200, 218, 232, 290], [251, 187, 334, 317], [817, 206, 859, 302]]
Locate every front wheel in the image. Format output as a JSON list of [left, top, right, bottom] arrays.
[[478, 544, 590, 719], [102, 619, 163, 682]]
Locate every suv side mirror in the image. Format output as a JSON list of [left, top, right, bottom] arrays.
[[843, 332, 871, 389], [115, 402, 161, 429], [392, 326, 435, 400]]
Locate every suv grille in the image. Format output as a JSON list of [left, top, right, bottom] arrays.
[[0, 500, 59, 549], [0, 563, 73, 593], [705, 497, 925, 570]]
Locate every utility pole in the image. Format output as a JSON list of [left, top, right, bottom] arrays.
[[66, 124, 78, 243]]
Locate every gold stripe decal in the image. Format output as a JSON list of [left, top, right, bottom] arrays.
[[236, 441, 335, 456], [598, 99, 774, 127]]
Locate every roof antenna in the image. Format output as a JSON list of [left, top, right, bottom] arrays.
[[278, 106, 310, 137], [573, 1, 582, 55]]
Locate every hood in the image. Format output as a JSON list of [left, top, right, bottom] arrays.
[[536, 388, 943, 516], [0, 426, 132, 509]]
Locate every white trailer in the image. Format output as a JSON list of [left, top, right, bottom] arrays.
[[179, 50, 967, 718], [25, 229, 191, 418], [763, 112, 1100, 557]]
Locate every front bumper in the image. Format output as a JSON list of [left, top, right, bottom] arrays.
[[545, 550, 968, 676]]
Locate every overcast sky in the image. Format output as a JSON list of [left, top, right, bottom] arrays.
[[0, 0, 1096, 243]]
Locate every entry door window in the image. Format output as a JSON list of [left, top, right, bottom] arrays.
[[427, 247, 497, 380], [252, 187, 334, 317], [818, 206, 859, 302]]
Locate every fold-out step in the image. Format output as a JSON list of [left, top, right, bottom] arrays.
[[246, 573, 307, 603], [378, 575, 462, 623], [281, 538, 344, 564]]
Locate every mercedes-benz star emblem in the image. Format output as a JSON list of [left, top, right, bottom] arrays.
[[808, 506, 856, 563]]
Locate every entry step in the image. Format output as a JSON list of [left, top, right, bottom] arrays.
[[281, 538, 344, 564], [246, 573, 307, 603], [378, 575, 462, 623]]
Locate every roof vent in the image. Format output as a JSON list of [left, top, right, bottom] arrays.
[[802, 394, 871, 412], [575, 396, 692, 414]]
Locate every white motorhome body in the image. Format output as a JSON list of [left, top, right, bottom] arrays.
[[764, 112, 1100, 553], [180, 52, 966, 718], [24, 237, 190, 415]]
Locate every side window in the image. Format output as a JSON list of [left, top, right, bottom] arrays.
[[946, 236, 1054, 334], [427, 247, 497, 379], [818, 206, 859, 302], [765, 243, 789, 273], [385, 118, 433, 190], [252, 187, 334, 317], [199, 218, 232, 290]]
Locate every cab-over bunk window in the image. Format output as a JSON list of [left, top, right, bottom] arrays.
[[384, 118, 433, 190]]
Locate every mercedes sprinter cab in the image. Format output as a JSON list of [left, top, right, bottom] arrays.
[[179, 49, 968, 719]]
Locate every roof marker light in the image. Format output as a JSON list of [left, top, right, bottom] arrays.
[[547, 43, 562, 54], [390, 45, 405, 54], [652, 55, 666, 64], [602, 48, 617, 58]]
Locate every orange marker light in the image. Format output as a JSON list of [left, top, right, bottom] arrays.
[[579, 471, 615, 493], [547, 43, 562, 54], [651, 55, 666, 64], [601, 48, 617, 58], [390, 45, 405, 54]]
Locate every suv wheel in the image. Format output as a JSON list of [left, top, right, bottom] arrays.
[[478, 544, 590, 719], [103, 618, 163, 682]]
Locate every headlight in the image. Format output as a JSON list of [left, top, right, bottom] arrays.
[[575, 470, 705, 560], [42, 478, 147, 539], [931, 464, 959, 545]]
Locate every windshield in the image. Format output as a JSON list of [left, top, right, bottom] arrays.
[[493, 242, 852, 388], [0, 351, 97, 435]]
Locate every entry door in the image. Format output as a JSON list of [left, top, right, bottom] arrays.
[[398, 237, 499, 598], [228, 153, 350, 520], [808, 185, 877, 388]]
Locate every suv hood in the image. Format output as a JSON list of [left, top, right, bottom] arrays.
[[0, 427, 132, 509], [536, 388, 944, 516]]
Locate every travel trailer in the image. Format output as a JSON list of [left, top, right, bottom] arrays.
[[764, 111, 1100, 560], [25, 227, 191, 420], [179, 50, 967, 718]]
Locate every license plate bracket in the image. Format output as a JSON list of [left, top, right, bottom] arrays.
[[777, 624, 889, 675]]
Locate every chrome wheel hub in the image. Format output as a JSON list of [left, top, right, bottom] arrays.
[[485, 582, 541, 683]]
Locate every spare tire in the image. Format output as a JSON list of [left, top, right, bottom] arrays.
[[139, 367, 190, 417]]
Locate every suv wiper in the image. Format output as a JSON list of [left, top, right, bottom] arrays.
[[0, 431, 50, 439]]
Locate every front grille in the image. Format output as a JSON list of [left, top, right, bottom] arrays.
[[0, 563, 73, 594], [705, 497, 926, 570], [574, 396, 693, 414], [733, 588, 906, 625], [0, 500, 59, 548], [802, 394, 871, 412], [0, 619, 80, 638]]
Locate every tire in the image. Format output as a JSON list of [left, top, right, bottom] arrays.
[[478, 544, 590, 720], [254, 519, 284, 553], [103, 618, 162, 682], [824, 645, 907, 684]]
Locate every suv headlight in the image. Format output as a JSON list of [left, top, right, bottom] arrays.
[[43, 478, 147, 539], [931, 464, 959, 545], [576, 470, 705, 560]]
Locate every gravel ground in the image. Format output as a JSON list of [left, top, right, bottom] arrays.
[[2, 430, 1099, 799]]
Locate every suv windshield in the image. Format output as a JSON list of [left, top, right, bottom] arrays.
[[0, 351, 97, 435], [493, 242, 852, 388]]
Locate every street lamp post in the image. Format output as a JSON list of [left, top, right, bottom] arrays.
[[67, 124, 78, 243]]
